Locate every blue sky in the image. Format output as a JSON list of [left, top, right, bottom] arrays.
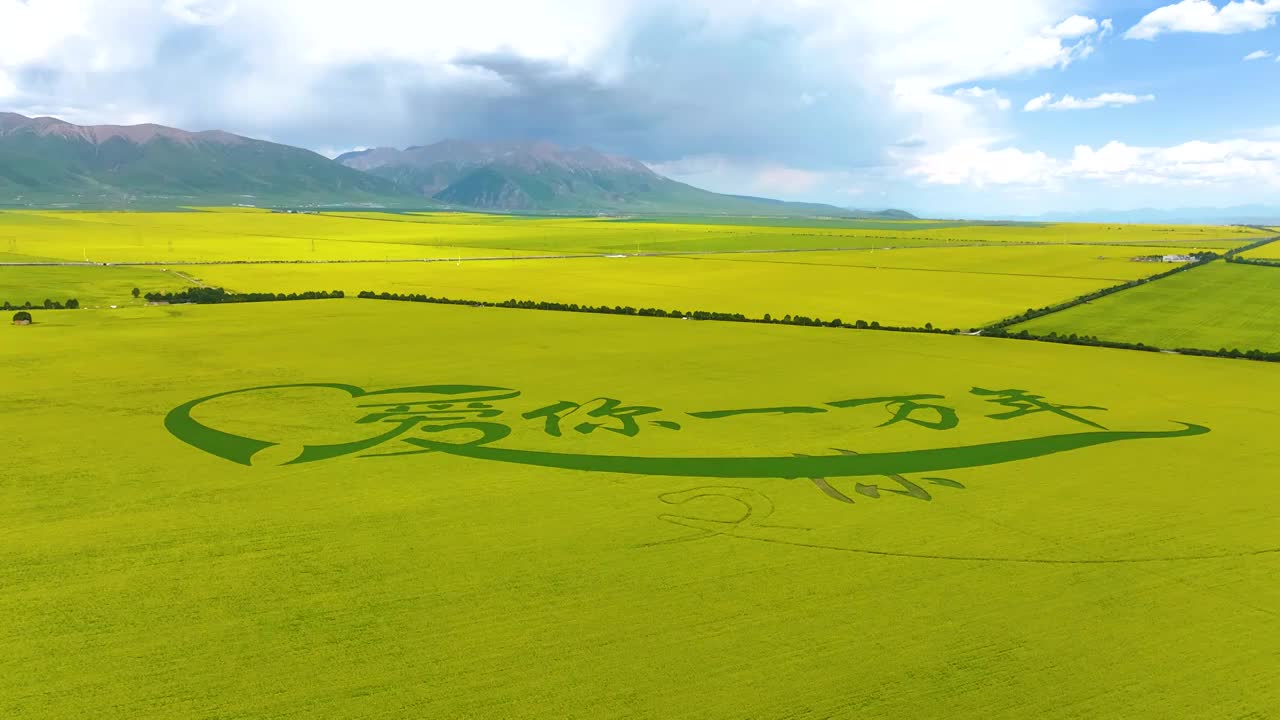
[[1, 0, 1279, 216], [1004, 5, 1280, 151]]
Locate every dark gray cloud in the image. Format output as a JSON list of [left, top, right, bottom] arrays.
[[25, 1, 1248, 214], [387, 13, 896, 168], [5, 8, 896, 172]]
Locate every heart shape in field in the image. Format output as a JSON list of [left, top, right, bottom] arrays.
[[168, 383, 1212, 482], [165, 383, 519, 466]]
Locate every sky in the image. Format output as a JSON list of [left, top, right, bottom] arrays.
[[1, 0, 1279, 216]]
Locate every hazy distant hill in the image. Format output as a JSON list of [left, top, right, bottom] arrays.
[[842, 206, 918, 220], [0, 113, 916, 217], [0, 113, 404, 206], [986, 205, 1280, 225], [338, 140, 909, 217]]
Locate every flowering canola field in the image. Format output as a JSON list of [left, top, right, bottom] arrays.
[[2, 211, 1277, 719]]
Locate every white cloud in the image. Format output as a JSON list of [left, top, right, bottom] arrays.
[[1050, 92, 1157, 110], [649, 153, 860, 200], [0, 0, 1132, 212], [765, 3, 1111, 155], [1046, 15, 1100, 38], [866, 9, 1111, 152], [952, 86, 1012, 110], [164, 0, 237, 25], [1126, 0, 1280, 40], [1078, 139, 1280, 185], [1023, 92, 1156, 111], [1069, 141, 1146, 176], [1023, 92, 1053, 111], [906, 143, 1060, 187], [985, 26, 1108, 76], [0, 1, 1107, 155], [908, 137, 1280, 189], [1244, 49, 1272, 59]]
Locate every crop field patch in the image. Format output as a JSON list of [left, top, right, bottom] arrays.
[[0, 264, 192, 307], [1085, 238, 1257, 251], [2, 300, 1277, 719], [1243, 241, 1280, 260], [338, 214, 1273, 252], [4, 210, 1279, 719], [1012, 261, 1280, 352], [2, 211, 1268, 262], [0, 210, 555, 263], [188, 254, 1133, 329], [716, 244, 1195, 282]]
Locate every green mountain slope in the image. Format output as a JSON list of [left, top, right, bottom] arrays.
[[0, 113, 914, 217], [339, 141, 914, 218], [0, 113, 411, 208]]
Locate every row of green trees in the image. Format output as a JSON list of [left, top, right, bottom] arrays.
[[357, 290, 1279, 364], [2, 298, 79, 310], [1222, 235, 1280, 260], [143, 288, 345, 304], [976, 240, 1280, 363], [981, 253, 1219, 331], [984, 327, 1280, 362], [1224, 255, 1280, 268], [355, 291, 948, 334]]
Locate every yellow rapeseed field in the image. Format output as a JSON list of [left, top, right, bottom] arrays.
[[2, 299, 1276, 719], [3, 210, 1278, 719]]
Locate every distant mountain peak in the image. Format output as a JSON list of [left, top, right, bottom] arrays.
[[334, 137, 898, 217], [0, 111, 402, 206], [1, 112, 912, 217], [339, 138, 657, 177], [0, 112, 244, 146]]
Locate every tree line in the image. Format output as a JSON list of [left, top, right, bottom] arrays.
[[355, 291, 948, 334], [1224, 255, 1280, 268], [356, 290, 1278, 364], [984, 327, 1280, 363], [1220, 234, 1280, 267], [1222, 235, 1280, 259], [982, 252, 1219, 331], [143, 287, 345, 304], [976, 244, 1280, 363], [3, 298, 80, 310]]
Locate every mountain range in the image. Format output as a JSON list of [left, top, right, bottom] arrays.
[[334, 140, 910, 217], [0, 112, 910, 218], [0, 112, 397, 206], [1008, 205, 1280, 226]]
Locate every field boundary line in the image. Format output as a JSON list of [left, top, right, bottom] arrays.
[[976, 235, 1280, 333], [169, 270, 207, 287], [1223, 234, 1280, 268], [351, 288, 1280, 364]]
